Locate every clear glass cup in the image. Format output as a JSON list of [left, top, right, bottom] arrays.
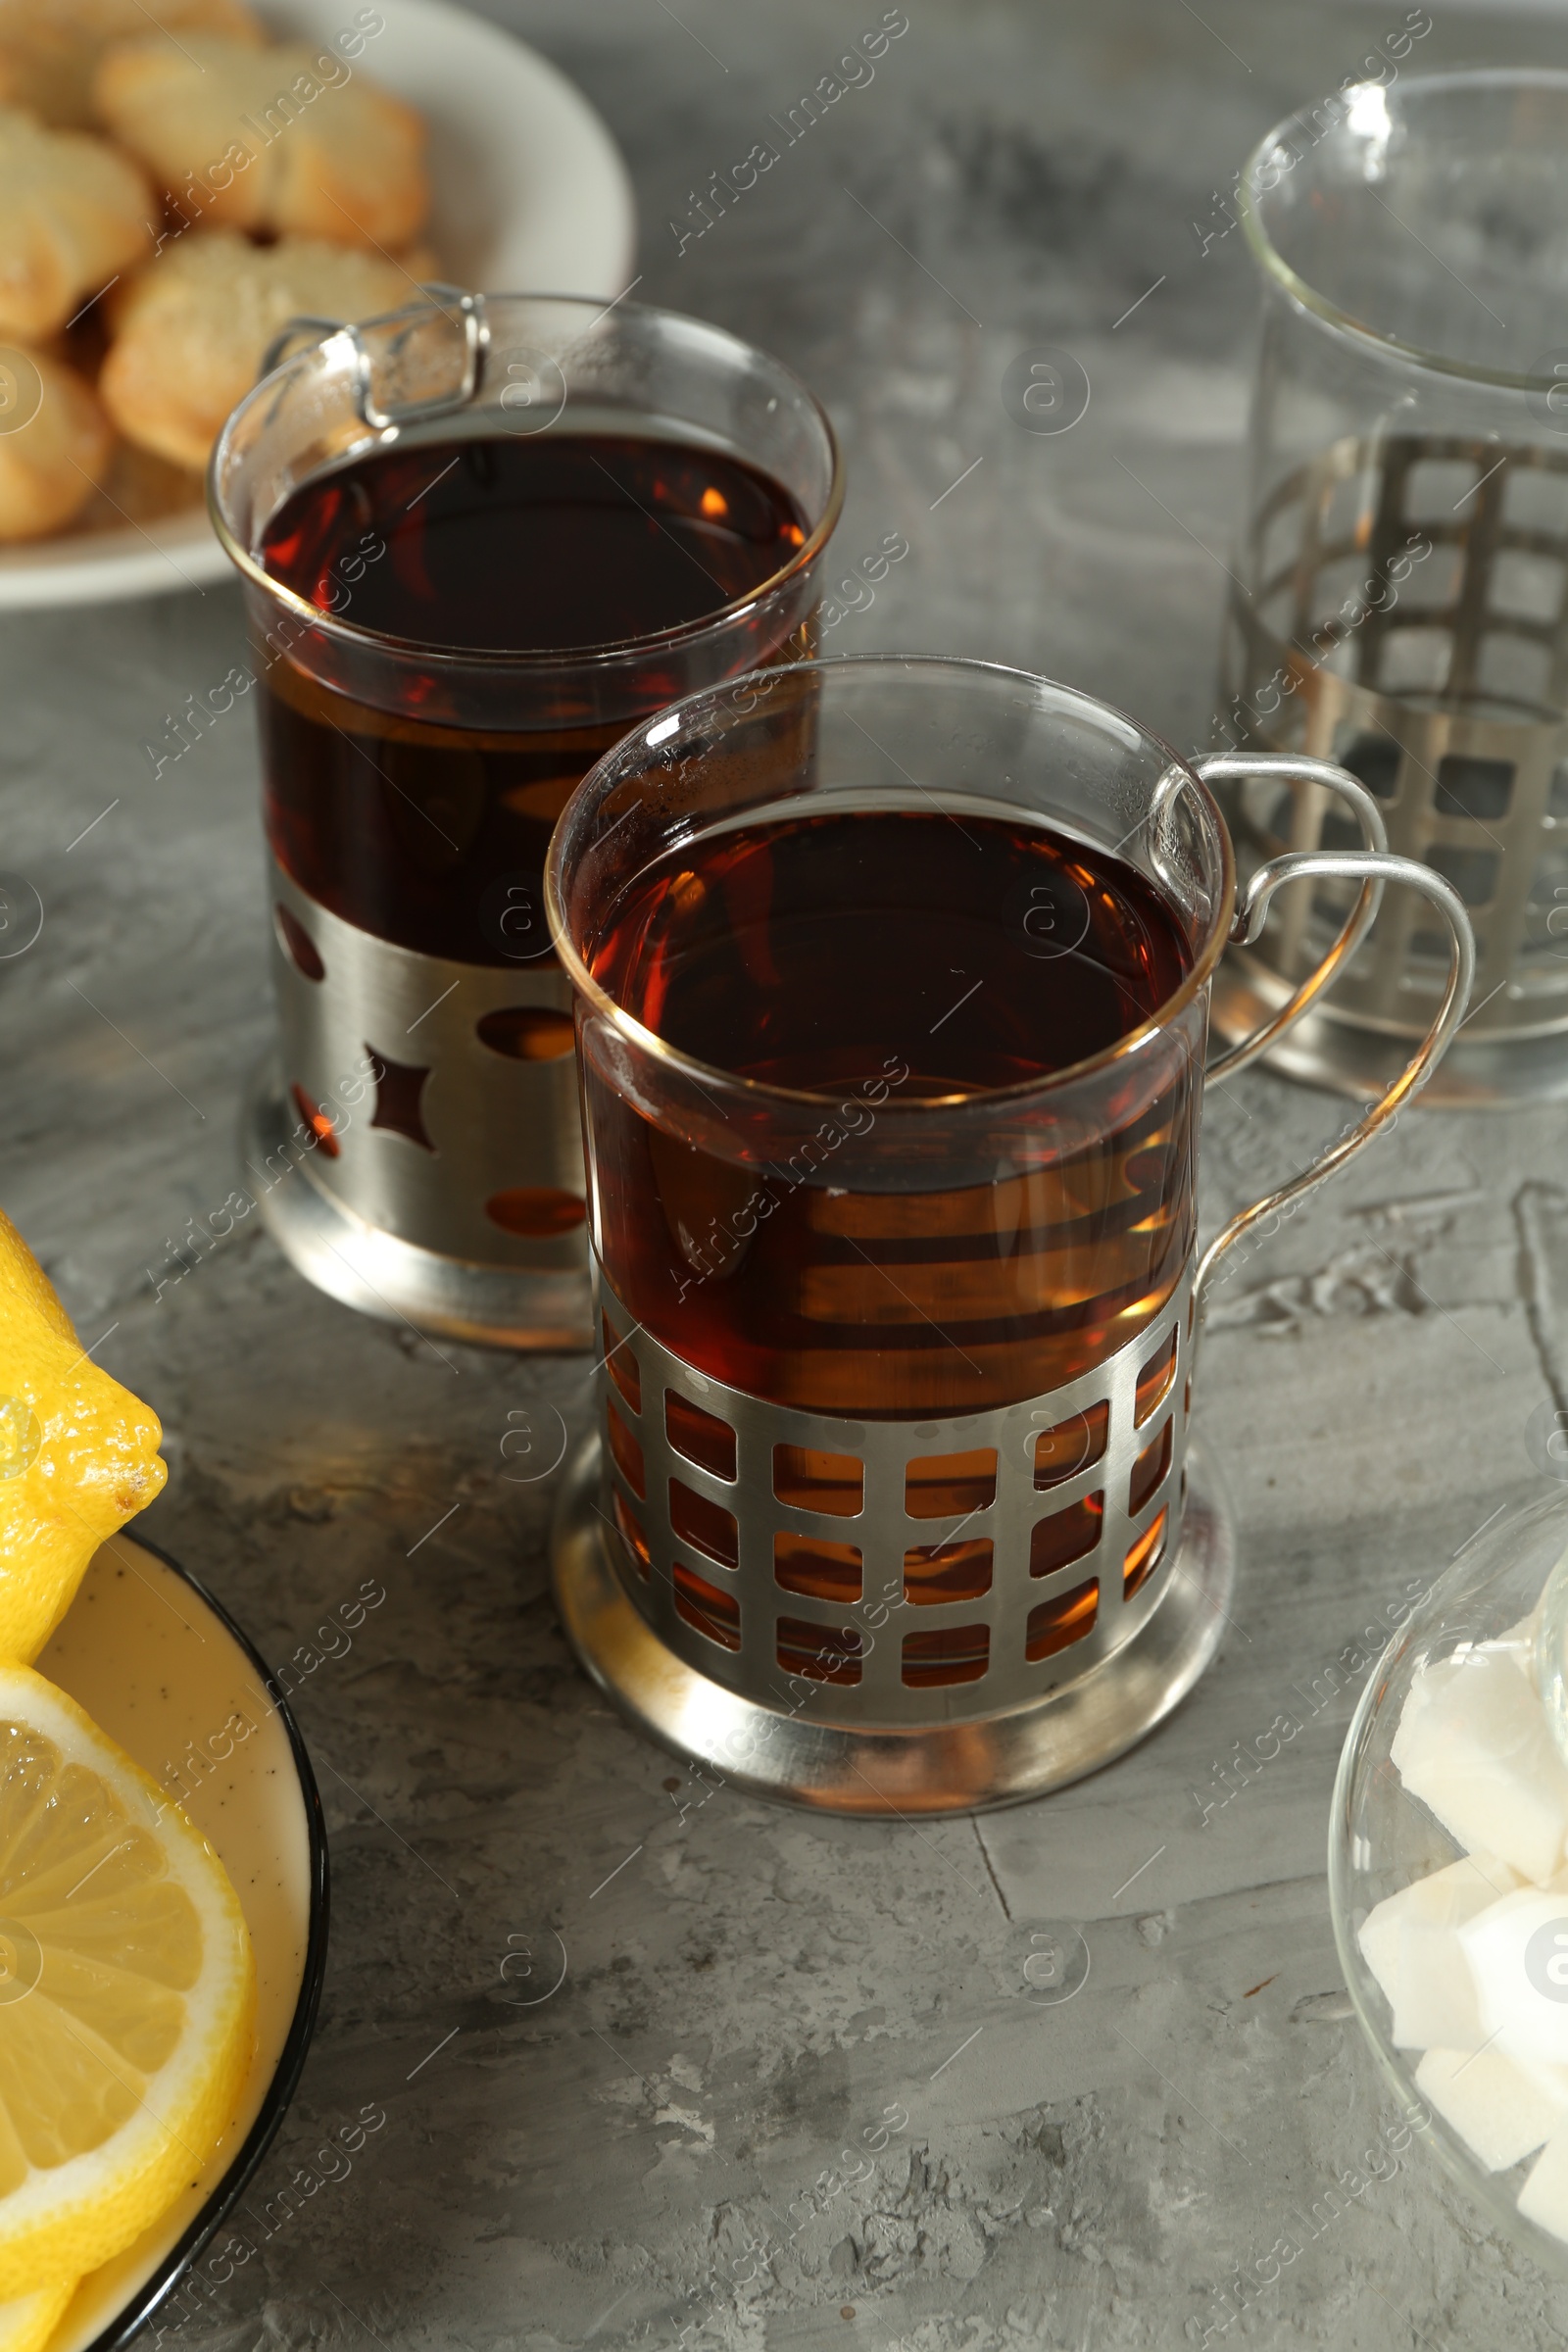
[[1215, 70, 1568, 1104], [208, 291, 843, 1348]]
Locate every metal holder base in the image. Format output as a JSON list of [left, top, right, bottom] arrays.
[[1211, 951, 1568, 1109], [243, 1056, 592, 1350], [551, 1431, 1236, 1815]]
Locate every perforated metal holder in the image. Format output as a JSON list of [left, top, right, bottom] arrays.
[[544, 654, 1475, 1816], [551, 1255, 1238, 1814], [596, 1261, 1193, 1725], [1213, 432, 1568, 1105]]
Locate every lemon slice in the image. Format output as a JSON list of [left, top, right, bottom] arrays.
[[0, 2278, 74, 2352], [0, 1206, 166, 1664], [0, 1666, 254, 2294]]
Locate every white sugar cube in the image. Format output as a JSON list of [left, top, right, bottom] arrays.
[[1396, 1920, 1486, 2049], [1358, 1853, 1519, 2046], [1520, 2123, 1568, 2241], [1391, 1651, 1568, 1883], [1416, 2044, 1566, 2173], [1461, 1888, 1568, 2066]]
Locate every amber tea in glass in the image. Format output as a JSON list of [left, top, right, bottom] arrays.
[[257, 433, 811, 962], [583, 801, 1197, 1416]]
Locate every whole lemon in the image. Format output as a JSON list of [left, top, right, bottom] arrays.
[[0, 1206, 166, 1660]]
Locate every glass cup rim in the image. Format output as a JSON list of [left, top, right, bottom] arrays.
[[545, 651, 1238, 1114], [1240, 66, 1568, 395], [207, 289, 847, 671]]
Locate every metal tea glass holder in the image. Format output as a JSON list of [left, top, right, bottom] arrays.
[[209, 290, 843, 1348], [547, 658, 1474, 1816]]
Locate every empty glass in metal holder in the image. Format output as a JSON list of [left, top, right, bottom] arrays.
[[1214, 70, 1568, 1106]]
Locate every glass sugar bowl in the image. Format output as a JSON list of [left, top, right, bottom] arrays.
[[1331, 1488, 1568, 2269]]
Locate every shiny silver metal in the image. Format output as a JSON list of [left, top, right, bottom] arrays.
[[257, 286, 490, 425], [245, 860, 591, 1350], [1200, 752, 1388, 1082], [1184, 758, 1476, 1300], [243, 1060, 592, 1350], [1213, 433, 1568, 1104], [553, 1421, 1236, 1818], [1198, 846, 1473, 1292], [586, 1260, 1194, 1730]]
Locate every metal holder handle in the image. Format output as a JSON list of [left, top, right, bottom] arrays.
[[256, 284, 490, 426], [1192, 822, 1475, 1323], [1197, 753, 1390, 1082]]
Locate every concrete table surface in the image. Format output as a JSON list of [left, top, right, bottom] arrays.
[[5, 0, 1568, 2344]]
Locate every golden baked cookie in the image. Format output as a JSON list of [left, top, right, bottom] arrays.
[[0, 106, 151, 343], [93, 34, 427, 251], [101, 231, 413, 469], [0, 346, 112, 540], [0, 0, 262, 129]]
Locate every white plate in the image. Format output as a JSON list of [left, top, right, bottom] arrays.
[[0, 0, 636, 609], [34, 1537, 329, 2352]]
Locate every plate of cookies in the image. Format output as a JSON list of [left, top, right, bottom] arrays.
[[0, 0, 636, 606]]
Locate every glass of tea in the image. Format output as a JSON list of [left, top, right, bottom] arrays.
[[546, 656, 1475, 1813], [209, 290, 843, 1348]]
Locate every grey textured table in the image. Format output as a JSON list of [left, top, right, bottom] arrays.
[[8, 1, 1568, 2343]]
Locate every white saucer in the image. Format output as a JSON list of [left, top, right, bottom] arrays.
[[0, 0, 637, 609], [33, 1537, 328, 2351]]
